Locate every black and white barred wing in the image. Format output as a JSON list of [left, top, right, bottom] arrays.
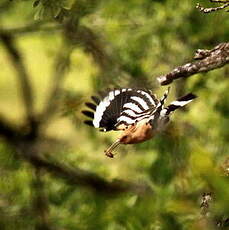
[[82, 88, 158, 131]]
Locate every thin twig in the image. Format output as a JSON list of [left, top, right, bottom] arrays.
[[157, 43, 229, 85]]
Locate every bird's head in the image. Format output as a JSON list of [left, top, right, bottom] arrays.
[[104, 122, 154, 158], [104, 125, 136, 158]]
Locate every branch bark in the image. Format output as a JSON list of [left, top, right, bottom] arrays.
[[196, 1, 229, 13], [157, 42, 229, 85]]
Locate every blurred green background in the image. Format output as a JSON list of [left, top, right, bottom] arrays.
[[0, 0, 228, 229]]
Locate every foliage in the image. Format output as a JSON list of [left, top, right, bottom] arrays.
[[0, 0, 228, 229]]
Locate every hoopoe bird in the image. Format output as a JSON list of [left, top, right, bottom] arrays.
[[82, 88, 196, 158]]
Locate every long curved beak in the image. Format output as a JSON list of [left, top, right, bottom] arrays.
[[104, 139, 121, 158]]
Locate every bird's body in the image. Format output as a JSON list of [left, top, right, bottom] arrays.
[[82, 88, 196, 157], [118, 119, 155, 144]]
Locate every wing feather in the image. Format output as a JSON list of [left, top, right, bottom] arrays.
[[82, 88, 159, 131]]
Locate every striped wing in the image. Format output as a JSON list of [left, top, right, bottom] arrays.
[[82, 88, 158, 131]]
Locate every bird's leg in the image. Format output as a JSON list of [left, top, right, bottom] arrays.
[[104, 139, 121, 158]]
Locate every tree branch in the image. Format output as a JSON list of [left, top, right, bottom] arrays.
[[0, 115, 24, 143], [0, 32, 36, 126], [26, 153, 152, 197], [157, 42, 229, 85], [196, 1, 229, 13]]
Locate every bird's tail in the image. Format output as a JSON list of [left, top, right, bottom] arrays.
[[161, 93, 197, 116]]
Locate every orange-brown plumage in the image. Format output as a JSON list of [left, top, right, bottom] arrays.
[[104, 119, 156, 157], [118, 119, 154, 144]]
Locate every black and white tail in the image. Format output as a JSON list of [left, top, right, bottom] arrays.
[[160, 93, 197, 117]]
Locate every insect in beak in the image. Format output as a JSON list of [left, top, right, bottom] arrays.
[[104, 139, 121, 158]]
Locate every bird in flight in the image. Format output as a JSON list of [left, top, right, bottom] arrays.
[[82, 87, 196, 158]]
